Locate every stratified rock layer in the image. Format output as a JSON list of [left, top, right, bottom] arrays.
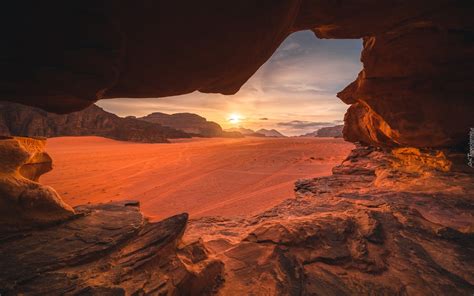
[[0, 201, 224, 295], [1, 1, 472, 148], [0, 137, 74, 229]]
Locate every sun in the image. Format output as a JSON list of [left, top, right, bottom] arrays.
[[228, 113, 242, 124]]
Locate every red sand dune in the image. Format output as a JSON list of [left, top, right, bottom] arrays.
[[42, 136, 354, 220]]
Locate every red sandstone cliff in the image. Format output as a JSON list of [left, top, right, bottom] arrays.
[[0, 102, 190, 143]]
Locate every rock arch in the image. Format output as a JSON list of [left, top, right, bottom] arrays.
[[1, 0, 473, 148]]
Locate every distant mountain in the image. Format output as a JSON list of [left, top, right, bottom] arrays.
[[302, 125, 344, 138], [225, 127, 265, 137], [226, 127, 255, 135], [0, 102, 190, 143], [256, 129, 286, 138], [301, 131, 318, 137], [139, 112, 242, 138], [316, 125, 344, 138], [225, 127, 286, 138]]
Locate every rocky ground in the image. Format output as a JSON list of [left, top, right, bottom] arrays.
[[0, 201, 223, 295], [0, 146, 473, 295], [185, 146, 474, 295]]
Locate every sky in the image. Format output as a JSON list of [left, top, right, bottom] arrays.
[[97, 31, 362, 136]]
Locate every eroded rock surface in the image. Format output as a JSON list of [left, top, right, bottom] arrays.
[[0, 137, 74, 229], [0, 201, 224, 295], [338, 20, 474, 148], [184, 147, 474, 295], [1, 1, 472, 148]]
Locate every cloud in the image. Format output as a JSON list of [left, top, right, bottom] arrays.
[[280, 42, 301, 52], [259, 117, 268, 120]]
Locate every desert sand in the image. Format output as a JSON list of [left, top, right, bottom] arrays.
[[41, 136, 354, 220]]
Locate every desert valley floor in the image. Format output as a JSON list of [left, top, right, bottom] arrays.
[[41, 136, 354, 220]]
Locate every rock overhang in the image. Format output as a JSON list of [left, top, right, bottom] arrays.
[[1, 1, 473, 148]]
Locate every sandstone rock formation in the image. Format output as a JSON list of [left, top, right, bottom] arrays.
[[0, 1, 473, 294], [338, 26, 473, 148], [1, 1, 472, 148], [305, 125, 344, 138], [0, 201, 224, 295], [0, 101, 189, 143], [1, 146, 472, 294], [256, 129, 286, 138], [139, 112, 242, 138], [184, 146, 474, 295], [0, 137, 74, 229]]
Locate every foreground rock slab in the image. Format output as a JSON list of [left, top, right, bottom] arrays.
[[0, 201, 223, 295]]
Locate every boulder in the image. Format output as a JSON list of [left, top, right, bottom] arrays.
[[0, 137, 74, 229]]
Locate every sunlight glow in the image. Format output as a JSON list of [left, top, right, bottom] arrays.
[[228, 113, 242, 124]]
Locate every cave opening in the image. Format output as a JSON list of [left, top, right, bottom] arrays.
[[30, 31, 363, 220], [97, 31, 363, 137]]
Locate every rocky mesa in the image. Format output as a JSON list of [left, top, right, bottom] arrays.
[[302, 125, 344, 138], [317, 125, 344, 138], [0, 102, 190, 143], [139, 112, 242, 138]]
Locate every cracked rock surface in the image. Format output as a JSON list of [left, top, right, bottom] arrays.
[[0, 201, 223, 295]]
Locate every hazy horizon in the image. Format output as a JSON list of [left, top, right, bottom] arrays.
[[97, 31, 362, 136]]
